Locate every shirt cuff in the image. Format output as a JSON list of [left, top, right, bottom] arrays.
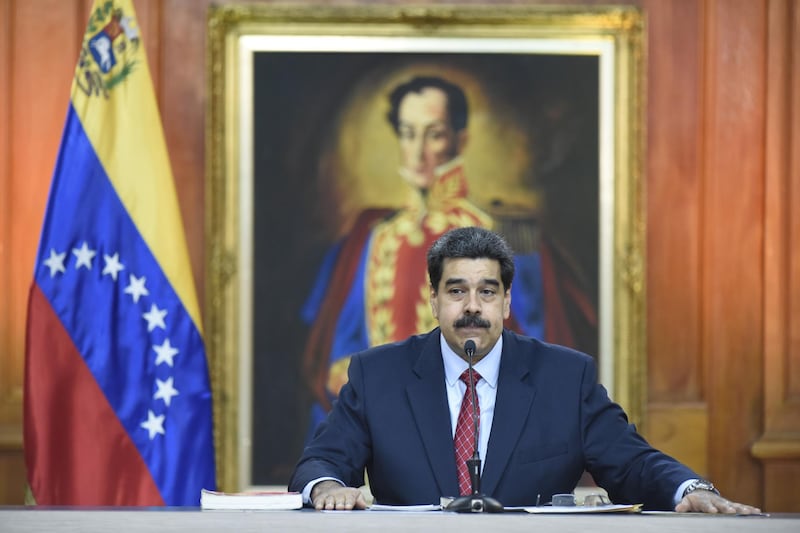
[[302, 477, 344, 504], [674, 478, 698, 506]]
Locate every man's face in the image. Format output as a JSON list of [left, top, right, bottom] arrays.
[[430, 257, 511, 362], [397, 87, 465, 190]]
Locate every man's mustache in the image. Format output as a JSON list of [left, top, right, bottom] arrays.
[[453, 315, 491, 329]]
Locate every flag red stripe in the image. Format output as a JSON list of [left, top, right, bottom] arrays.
[[24, 283, 164, 505]]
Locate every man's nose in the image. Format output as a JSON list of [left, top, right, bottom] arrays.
[[409, 137, 424, 163], [464, 291, 481, 313]]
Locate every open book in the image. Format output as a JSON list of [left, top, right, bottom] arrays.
[[200, 488, 303, 510]]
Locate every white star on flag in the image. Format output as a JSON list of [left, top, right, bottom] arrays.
[[124, 274, 149, 303], [153, 338, 179, 367], [43, 249, 67, 277], [154, 376, 179, 407], [143, 303, 167, 332], [102, 252, 125, 281], [140, 409, 166, 440], [72, 241, 96, 270]]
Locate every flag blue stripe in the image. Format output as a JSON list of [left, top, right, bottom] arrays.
[[34, 104, 215, 505]]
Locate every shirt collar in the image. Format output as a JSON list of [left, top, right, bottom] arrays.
[[441, 332, 502, 389]]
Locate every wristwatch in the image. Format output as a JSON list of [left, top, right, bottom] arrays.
[[683, 479, 720, 498]]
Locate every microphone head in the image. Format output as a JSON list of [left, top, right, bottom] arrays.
[[464, 340, 476, 355]]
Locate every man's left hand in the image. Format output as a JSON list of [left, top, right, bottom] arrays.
[[675, 490, 762, 514]]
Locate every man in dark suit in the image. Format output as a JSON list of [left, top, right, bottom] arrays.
[[288, 227, 759, 514]]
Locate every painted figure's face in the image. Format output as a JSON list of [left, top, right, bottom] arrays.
[[396, 87, 464, 190], [430, 257, 511, 362]]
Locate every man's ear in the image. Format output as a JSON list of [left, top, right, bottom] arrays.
[[503, 287, 511, 320], [430, 286, 439, 319]]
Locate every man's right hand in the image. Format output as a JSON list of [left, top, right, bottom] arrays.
[[310, 480, 368, 511]]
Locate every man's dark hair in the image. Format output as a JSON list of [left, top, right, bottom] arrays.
[[427, 227, 515, 292], [386, 76, 469, 134]]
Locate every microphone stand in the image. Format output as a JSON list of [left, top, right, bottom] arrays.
[[445, 340, 504, 513]]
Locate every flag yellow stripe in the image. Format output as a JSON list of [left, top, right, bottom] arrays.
[[69, 3, 202, 333]]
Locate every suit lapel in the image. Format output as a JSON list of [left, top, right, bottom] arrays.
[[480, 332, 537, 496], [406, 331, 460, 498]]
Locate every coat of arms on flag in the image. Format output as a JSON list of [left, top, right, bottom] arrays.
[[79, 2, 141, 96]]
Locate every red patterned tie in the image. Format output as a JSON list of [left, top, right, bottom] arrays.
[[454, 369, 481, 496]]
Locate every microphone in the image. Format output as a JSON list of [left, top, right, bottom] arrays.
[[445, 340, 503, 513], [464, 340, 482, 495]]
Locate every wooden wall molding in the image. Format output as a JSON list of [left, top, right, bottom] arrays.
[[647, 403, 708, 476], [752, 436, 800, 460], [702, 0, 766, 507], [0, 0, 15, 448], [751, 0, 800, 511], [757, 0, 800, 438]]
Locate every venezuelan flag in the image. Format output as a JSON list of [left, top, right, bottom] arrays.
[[24, 0, 215, 505]]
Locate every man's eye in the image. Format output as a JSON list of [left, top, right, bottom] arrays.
[[426, 129, 448, 141], [399, 128, 415, 140]]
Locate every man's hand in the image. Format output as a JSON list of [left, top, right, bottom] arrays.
[[674, 490, 762, 514], [310, 480, 368, 511]]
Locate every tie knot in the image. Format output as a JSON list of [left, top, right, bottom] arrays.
[[459, 369, 482, 385]]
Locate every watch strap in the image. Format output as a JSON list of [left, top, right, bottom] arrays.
[[683, 479, 720, 498]]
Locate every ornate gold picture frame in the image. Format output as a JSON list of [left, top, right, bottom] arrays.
[[207, 4, 644, 491]]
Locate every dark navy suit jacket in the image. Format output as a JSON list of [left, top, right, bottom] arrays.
[[288, 329, 696, 510]]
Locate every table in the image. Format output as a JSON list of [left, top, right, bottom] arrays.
[[1, 507, 798, 533]]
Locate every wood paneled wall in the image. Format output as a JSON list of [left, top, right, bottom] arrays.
[[1, 0, 797, 511]]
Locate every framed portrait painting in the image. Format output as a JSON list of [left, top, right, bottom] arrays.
[[206, 4, 645, 491]]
